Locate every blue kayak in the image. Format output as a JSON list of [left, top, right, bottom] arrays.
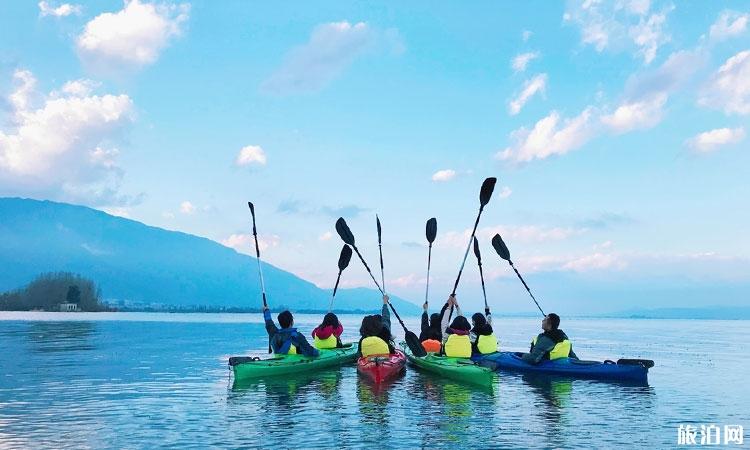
[[473, 351, 652, 384]]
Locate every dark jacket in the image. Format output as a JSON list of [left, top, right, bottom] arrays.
[[419, 308, 444, 341], [264, 309, 319, 357], [470, 322, 494, 354], [521, 329, 577, 364]]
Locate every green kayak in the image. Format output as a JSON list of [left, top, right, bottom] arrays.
[[400, 342, 495, 387], [229, 343, 358, 381]]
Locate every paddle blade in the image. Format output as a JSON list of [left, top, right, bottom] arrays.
[[335, 217, 355, 246], [404, 331, 427, 357], [491, 234, 511, 261], [425, 217, 437, 243], [247, 202, 255, 218], [479, 177, 497, 206], [473, 236, 481, 261], [376, 215, 382, 241], [338, 245, 353, 271]]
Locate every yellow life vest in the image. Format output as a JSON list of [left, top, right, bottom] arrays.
[[276, 344, 297, 355], [476, 334, 498, 354], [532, 336, 572, 360], [360, 336, 390, 357], [444, 334, 471, 358], [313, 335, 338, 349]]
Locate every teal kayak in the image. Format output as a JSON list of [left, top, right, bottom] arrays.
[[400, 342, 495, 387], [229, 343, 358, 380]]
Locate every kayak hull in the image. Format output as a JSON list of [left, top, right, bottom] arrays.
[[400, 342, 494, 387], [230, 343, 358, 381], [357, 350, 406, 384], [474, 351, 650, 384]]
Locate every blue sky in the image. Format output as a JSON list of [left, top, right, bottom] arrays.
[[1, 0, 748, 313]]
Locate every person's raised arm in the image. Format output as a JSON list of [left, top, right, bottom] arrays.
[[440, 295, 455, 333], [263, 306, 277, 336], [381, 295, 391, 332], [421, 302, 429, 332]]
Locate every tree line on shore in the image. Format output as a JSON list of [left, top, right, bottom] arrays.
[[0, 272, 107, 311]]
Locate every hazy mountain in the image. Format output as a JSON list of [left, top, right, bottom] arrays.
[[0, 198, 420, 314]]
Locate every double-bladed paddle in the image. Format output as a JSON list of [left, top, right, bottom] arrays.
[[248, 202, 272, 353], [376, 215, 385, 293], [335, 217, 427, 357], [491, 233, 545, 316], [424, 218, 437, 308], [328, 244, 353, 312], [473, 236, 490, 315]]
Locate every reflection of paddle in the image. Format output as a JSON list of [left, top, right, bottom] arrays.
[[335, 217, 427, 357], [328, 245, 353, 312], [473, 236, 489, 315], [424, 218, 437, 308], [248, 202, 271, 353], [448, 177, 497, 321], [491, 234, 545, 316]]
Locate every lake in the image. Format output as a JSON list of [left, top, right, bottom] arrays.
[[1, 312, 748, 448]]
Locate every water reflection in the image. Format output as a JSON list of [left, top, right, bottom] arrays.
[[25, 321, 98, 353]]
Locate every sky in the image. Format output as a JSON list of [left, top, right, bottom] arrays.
[[1, 0, 748, 314]]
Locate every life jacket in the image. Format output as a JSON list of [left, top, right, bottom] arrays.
[[476, 334, 498, 354], [273, 328, 299, 355], [276, 340, 297, 355], [444, 334, 471, 358], [313, 335, 338, 349], [360, 336, 390, 357], [532, 336, 572, 360], [421, 339, 441, 353]]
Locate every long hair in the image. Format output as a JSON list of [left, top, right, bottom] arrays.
[[319, 312, 340, 329], [449, 315, 471, 332], [359, 315, 383, 337]]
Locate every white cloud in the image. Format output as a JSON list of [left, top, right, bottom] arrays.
[[509, 73, 547, 115], [561, 252, 626, 272], [499, 186, 512, 199], [699, 50, 750, 115], [101, 206, 131, 218], [58, 79, 100, 97], [686, 127, 745, 153], [522, 30, 533, 42], [601, 93, 666, 133], [620, 0, 650, 16], [440, 225, 586, 249], [431, 169, 456, 182], [39, 1, 81, 17], [511, 52, 539, 73], [179, 201, 195, 214], [261, 21, 400, 94], [235, 145, 267, 166], [319, 231, 333, 241], [709, 10, 749, 42], [0, 69, 135, 206], [221, 233, 280, 255], [76, 0, 189, 70], [629, 10, 670, 64], [390, 273, 424, 288], [497, 107, 596, 162]]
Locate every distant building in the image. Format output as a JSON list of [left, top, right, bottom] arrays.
[[59, 303, 79, 312]]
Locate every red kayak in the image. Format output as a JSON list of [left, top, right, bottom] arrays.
[[357, 350, 406, 383]]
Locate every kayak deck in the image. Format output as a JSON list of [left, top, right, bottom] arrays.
[[230, 343, 358, 380], [400, 342, 495, 387], [357, 350, 406, 384], [474, 351, 651, 384]]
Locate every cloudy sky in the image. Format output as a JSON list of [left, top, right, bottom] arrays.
[[1, 1, 748, 313]]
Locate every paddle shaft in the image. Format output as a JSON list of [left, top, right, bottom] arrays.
[[509, 261, 545, 316], [248, 203, 271, 353], [477, 257, 488, 311], [328, 269, 343, 312], [424, 244, 432, 306], [448, 205, 485, 320]]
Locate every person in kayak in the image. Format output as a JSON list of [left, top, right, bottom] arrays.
[[521, 313, 578, 364], [263, 306, 319, 357], [358, 295, 396, 357], [419, 301, 446, 353], [439, 296, 472, 358], [311, 312, 344, 349], [470, 312, 498, 355]]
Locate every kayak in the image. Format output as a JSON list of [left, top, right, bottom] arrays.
[[229, 343, 358, 381], [357, 350, 406, 384], [400, 342, 495, 387], [474, 351, 652, 384]]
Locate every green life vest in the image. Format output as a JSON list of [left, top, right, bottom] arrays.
[[313, 335, 338, 349], [532, 336, 572, 360]]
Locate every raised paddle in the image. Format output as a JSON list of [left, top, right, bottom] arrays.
[[491, 233, 545, 316], [473, 236, 490, 315], [248, 202, 271, 352], [328, 244, 353, 312], [424, 218, 437, 308], [448, 177, 497, 321], [335, 217, 427, 357], [376, 215, 385, 293]]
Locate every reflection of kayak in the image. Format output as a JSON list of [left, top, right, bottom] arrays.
[[357, 350, 406, 384], [474, 351, 652, 384], [229, 343, 358, 380], [400, 342, 495, 387]]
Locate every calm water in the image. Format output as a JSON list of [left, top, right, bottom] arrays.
[[1, 312, 748, 449]]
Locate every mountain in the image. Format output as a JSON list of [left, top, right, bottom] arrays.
[[0, 198, 420, 314]]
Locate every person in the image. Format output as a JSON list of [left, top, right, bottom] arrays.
[[358, 295, 396, 357], [470, 311, 498, 355], [311, 312, 344, 349], [419, 301, 445, 353], [439, 295, 472, 358], [521, 313, 578, 364], [263, 306, 319, 357]]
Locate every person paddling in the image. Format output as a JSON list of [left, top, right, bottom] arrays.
[[470, 312, 498, 355], [419, 301, 446, 353], [312, 312, 344, 349], [439, 296, 472, 358], [521, 313, 578, 364], [358, 295, 396, 357], [263, 306, 319, 357]]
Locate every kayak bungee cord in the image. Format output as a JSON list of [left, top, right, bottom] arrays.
[[491, 233, 545, 316]]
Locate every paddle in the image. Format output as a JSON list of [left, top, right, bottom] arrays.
[[376, 215, 385, 293], [328, 244, 353, 312], [424, 218, 437, 308], [248, 202, 272, 353], [335, 217, 427, 357], [491, 233, 545, 316], [473, 236, 489, 315], [448, 177, 497, 321]]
